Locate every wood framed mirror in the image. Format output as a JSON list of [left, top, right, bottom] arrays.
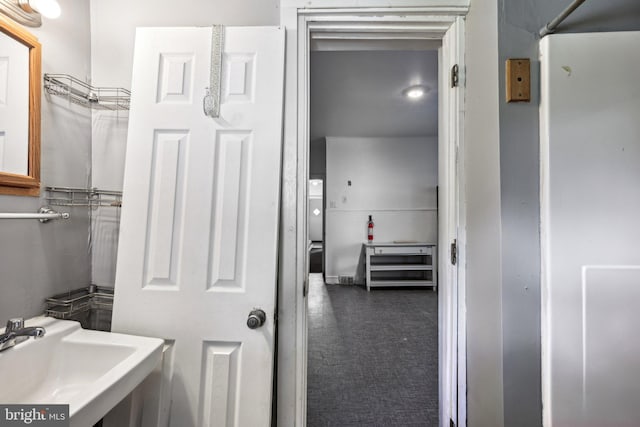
[[0, 17, 41, 196]]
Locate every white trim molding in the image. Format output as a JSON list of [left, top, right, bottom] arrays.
[[278, 3, 468, 427]]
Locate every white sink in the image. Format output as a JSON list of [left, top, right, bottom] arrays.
[[0, 316, 163, 427]]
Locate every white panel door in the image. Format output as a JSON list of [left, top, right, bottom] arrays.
[[540, 32, 640, 427], [439, 17, 464, 427], [112, 26, 284, 427]]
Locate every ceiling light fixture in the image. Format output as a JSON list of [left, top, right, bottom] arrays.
[[403, 85, 430, 100], [0, 0, 60, 27]]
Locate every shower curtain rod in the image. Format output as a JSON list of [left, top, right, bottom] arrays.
[[0, 207, 70, 222], [539, 0, 587, 38]]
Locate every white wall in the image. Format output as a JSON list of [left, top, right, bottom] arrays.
[[88, 0, 280, 286], [0, 0, 92, 320], [325, 136, 437, 282], [464, 0, 505, 425]]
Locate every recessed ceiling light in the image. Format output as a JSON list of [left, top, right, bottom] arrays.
[[403, 85, 430, 100]]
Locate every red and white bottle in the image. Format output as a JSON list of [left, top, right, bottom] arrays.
[[367, 215, 374, 242]]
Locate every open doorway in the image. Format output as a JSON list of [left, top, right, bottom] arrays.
[[279, 8, 466, 427], [306, 48, 440, 425]]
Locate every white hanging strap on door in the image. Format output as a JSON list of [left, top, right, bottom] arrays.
[[203, 25, 225, 118]]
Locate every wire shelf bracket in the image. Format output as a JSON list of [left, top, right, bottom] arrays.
[[45, 186, 123, 208], [43, 73, 131, 111]]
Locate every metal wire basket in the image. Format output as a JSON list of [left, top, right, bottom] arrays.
[[45, 285, 114, 331], [43, 74, 130, 111]]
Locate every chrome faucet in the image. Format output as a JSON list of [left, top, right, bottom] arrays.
[[0, 318, 46, 352]]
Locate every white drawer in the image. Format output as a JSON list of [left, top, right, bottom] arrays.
[[373, 245, 430, 255]]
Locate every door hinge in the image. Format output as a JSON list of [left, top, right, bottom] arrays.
[[451, 64, 459, 88], [450, 239, 457, 265]]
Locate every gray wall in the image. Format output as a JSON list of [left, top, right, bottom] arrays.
[[309, 50, 439, 141], [2, 0, 635, 423], [0, 0, 92, 320], [497, 1, 640, 426], [309, 49, 439, 180]]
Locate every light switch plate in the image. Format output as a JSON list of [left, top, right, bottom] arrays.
[[506, 58, 531, 102]]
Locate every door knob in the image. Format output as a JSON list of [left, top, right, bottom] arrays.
[[247, 309, 266, 329]]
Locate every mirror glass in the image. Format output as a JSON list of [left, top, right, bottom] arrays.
[[0, 33, 29, 175], [0, 18, 41, 196]]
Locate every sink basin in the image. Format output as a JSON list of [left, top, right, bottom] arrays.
[[0, 316, 163, 427]]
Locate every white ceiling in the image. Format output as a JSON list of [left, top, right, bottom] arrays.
[[310, 50, 439, 141]]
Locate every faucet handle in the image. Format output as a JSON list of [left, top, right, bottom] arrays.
[[6, 318, 24, 332]]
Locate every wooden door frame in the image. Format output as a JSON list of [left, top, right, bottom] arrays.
[[278, 4, 468, 426]]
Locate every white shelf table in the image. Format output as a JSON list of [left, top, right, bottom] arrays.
[[364, 242, 437, 292]]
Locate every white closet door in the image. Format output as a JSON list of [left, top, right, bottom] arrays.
[[540, 31, 640, 427], [113, 26, 284, 427]]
